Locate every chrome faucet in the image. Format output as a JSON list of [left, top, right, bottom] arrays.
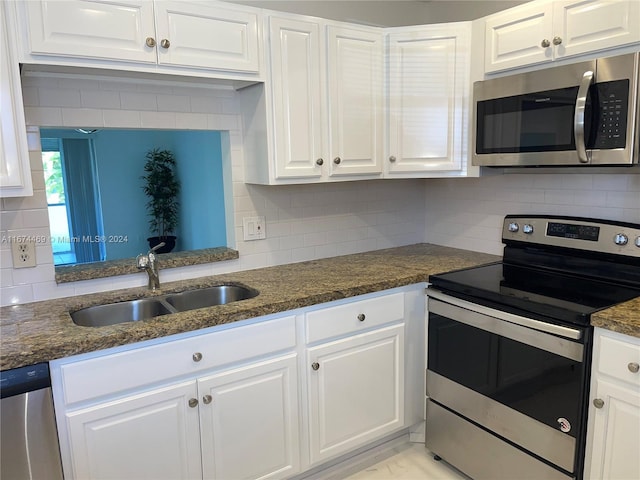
[[136, 242, 165, 291]]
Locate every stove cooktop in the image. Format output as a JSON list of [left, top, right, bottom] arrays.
[[429, 262, 640, 326]]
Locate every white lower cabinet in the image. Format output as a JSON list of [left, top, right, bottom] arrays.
[[198, 355, 300, 480], [585, 328, 640, 480], [52, 285, 425, 479], [307, 324, 405, 463], [65, 380, 202, 480]]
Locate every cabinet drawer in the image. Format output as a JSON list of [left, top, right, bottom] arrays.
[[56, 315, 296, 406], [305, 293, 404, 344], [597, 333, 640, 387]]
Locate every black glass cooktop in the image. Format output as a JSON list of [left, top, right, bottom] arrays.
[[430, 262, 640, 326]]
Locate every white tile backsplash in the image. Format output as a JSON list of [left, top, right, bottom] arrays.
[[425, 172, 640, 255], [1, 74, 426, 305]]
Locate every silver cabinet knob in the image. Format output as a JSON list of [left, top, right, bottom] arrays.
[[593, 398, 604, 409], [552, 36, 563, 46], [541, 39, 550, 48], [160, 38, 170, 49], [614, 233, 629, 246], [629, 362, 640, 373], [188, 398, 199, 408], [311, 362, 320, 371], [146, 37, 156, 48], [357, 313, 365, 322], [202, 394, 213, 404], [333, 157, 341, 165], [192, 352, 203, 362], [316, 158, 324, 166], [389, 156, 396, 163]]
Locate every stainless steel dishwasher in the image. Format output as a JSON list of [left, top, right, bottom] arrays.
[[0, 362, 64, 480]]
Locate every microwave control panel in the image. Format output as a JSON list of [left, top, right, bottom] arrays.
[[591, 80, 629, 150]]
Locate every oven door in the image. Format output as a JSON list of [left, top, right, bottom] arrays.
[[426, 291, 590, 477]]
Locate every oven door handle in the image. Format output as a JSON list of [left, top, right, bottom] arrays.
[[574, 70, 594, 164], [427, 289, 583, 340]]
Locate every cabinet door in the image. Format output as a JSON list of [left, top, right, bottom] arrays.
[[1, 1, 33, 197], [198, 354, 301, 480], [387, 24, 470, 175], [154, 1, 260, 72], [269, 16, 324, 180], [65, 381, 202, 480], [484, 1, 553, 73], [25, 0, 156, 63], [326, 26, 383, 177], [588, 379, 640, 480], [307, 324, 405, 464], [553, 0, 640, 59]]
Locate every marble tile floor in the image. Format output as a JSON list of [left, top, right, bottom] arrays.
[[339, 442, 470, 480]]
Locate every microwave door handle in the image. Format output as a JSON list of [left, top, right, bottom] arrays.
[[574, 70, 594, 163]]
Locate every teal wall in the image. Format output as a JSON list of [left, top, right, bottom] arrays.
[[40, 128, 227, 263]]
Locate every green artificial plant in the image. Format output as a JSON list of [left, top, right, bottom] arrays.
[[141, 148, 180, 240]]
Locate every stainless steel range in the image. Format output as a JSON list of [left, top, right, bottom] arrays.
[[426, 215, 640, 480]]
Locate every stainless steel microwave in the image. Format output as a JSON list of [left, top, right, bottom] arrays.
[[472, 52, 639, 167]]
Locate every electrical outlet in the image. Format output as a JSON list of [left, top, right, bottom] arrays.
[[11, 240, 37, 268]]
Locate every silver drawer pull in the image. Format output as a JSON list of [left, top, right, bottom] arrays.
[[628, 362, 639, 373], [192, 352, 203, 362], [311, 362, 320, 371], [593, 398, 604, 409], [357, 313, 365, 322]]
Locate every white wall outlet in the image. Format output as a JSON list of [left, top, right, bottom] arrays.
[[11, 240, 37, 268], [242, 216, 266, 241]]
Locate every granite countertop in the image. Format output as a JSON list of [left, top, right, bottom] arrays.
[[0, 244, 500, 370], [591, 297, 640, 338], [2, 243, 639, 372]]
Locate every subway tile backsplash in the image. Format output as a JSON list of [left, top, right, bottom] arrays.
[[0, 73, 425, 306], [424, 173, 640, 256]]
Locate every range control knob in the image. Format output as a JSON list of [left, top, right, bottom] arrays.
[[614, 233, 629, 246], [508, 222, 519, 233], [635, 236, 640, 248], [522, 224, 534, 235]]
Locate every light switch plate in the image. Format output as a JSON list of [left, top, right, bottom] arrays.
[[242, 216, 266, 241]]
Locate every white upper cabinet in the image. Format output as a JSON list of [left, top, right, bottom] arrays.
[[24, 0, 157, 63], [485, 0, 640, 73], [242, 15, 383, 184], [20, 0, 261, 76], [268, 16, 324, 180], [154, 1, 260, 72], [386, 23, 471, 177], [326, 26, 383, 177], [0, 1, 33, 198]]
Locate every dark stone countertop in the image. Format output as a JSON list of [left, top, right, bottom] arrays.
[[2, 243, 638, 371], [591, 297, 640, 339], [1, 244, 500, 370]]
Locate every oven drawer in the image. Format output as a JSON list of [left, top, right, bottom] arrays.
[[596, 332, 640, 388]]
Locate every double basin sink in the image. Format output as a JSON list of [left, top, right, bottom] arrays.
[[71, 284, 259, 327]]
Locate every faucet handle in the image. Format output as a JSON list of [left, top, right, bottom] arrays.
[[149, 242, 166, 254]]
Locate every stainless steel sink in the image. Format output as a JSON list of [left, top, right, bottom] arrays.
[[71, 284, 259, 327], [165, 285, 259, 312], [71, 298, 174, 327]]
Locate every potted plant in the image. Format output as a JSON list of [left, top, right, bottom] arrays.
[[142, 148, 180, 253]]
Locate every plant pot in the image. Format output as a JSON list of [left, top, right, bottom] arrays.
[[147, 236, 176, 253]]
